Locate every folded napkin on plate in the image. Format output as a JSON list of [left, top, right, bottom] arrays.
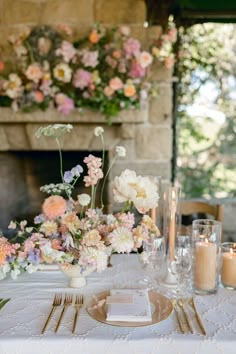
[[106, 289, 152, 322]]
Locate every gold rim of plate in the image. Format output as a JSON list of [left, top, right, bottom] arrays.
[[86, 290, 173, 328]]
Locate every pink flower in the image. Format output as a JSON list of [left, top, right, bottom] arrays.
[[129, 61, 146, 78], [73, 69, 91, 89], [104, 86, 114, 97], [0, 237, 14, 266], [81, 50, 99, 68], [56, 41, 76, 63], [117, 212, 135, 230], [109, 77, 123, 91], [124, 38, 141, 57], [34, 91, 44, 103], [25, 63, 43, 83], [139, 51, 153, 68], [57, 24, 72, 36], [55, 93, 74, 115], [84, 154, 103, 187], [42, 195, 67, 220]]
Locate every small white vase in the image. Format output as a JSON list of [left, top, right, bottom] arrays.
[[60, 264, 93, 288]]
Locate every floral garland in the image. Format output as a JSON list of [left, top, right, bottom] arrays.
[[0, 22, 176, 123], [0, 124, 160, 280]]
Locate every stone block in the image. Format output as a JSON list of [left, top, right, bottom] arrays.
[[151, 62, 173, 82], [136, 125, 172, 159], [2, 0, 41, 25], [40, 0, 94, 25], [129, 26, 148, 47], [0, 126, 9, 150], [95, 0, 146, 24], [147, 25, 162, 44], [121, 124, 136, 139], [110, 161, 171, 180], [4, 124, 30, 150], [149, 85, 172, 124]]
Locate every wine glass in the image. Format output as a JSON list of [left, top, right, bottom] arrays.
[[167, 235, 192, 297], [138, 236, 165, 289]]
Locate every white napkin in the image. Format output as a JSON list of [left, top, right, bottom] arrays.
[[106, 289, 152, 322]]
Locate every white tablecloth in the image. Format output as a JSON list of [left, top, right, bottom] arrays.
[[0, 254, 235, 354]]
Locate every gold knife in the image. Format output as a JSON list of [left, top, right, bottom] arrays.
[[172, 299, 185, 334], [189, 297, 206, 335]]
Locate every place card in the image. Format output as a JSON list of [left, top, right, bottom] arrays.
[[106, 289, 152, 322], [106, 294, 133, 304]]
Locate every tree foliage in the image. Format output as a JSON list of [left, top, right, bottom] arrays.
[[176, 23, 236, 198]]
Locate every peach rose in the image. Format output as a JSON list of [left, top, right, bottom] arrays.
[[124, 83, 136, 97], [89, 30, 100, 44], [25, 63, 43, 83], [42, 196, 67, 220], [34, 91, 44, 103], [109, 77, 123, 91], [112, 50, 121, 59], [104, 86, 114, 97], [139, 51, 153, 68], [0, 61, 4, 71], [83, 229, 101, 246]]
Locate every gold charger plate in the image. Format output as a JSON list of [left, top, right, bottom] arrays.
[[86, 290, 173, 327]]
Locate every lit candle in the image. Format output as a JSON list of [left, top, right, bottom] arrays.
[[169, 189, 176, 262], [221, 248, 236, 288], [194, 239, 217, 290]]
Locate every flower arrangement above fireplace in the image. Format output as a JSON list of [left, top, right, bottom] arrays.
[[0, 22, 176, 123]]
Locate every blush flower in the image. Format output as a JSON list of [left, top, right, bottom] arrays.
[[83, 229, 101, 246], [108, 227, 134, 253], [40, 220, 58, 236], [56, 41, 77, 63], [73, 69, 91, 89], [55, 93, 74, 115], [109, 77, 123, 91], [25, 63, 43, 83], [42, 195, 67, 219], [81, 50, 99, 68], [129, 61, 146, 78], [138, 51, 153, 68], [124, 38, 141, 57]]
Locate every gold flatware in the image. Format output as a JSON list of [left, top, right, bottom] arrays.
[[172, 299, 185, 334], [72, 294, 83, 334], [41, 294, 62, 334], [178, 298, 193, 333], [55, 293, 73, 333], [188, 297, 206, 335]]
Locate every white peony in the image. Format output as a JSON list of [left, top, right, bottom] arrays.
[[94, 126, 104, 137], [53, 63, 72, 82], [79, 247, 108, 273], [113, 169, 138, 203], [108, 226, 134, 253], [116, 146, 126, 157], [78, 193, 91, 206]]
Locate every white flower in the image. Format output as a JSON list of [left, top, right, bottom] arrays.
[[35, 124, 73, 138], [113, 170, 159, 214], [10, 268, 21, 280], [83, 229, 101, 247], [94, 126, 104, 137], [116, 146, 126, 157], [26, 264, 38, 274], [20, 220, 27, 230], [138, 51, 153, 68], [79, 247, 108, 273], [53, 63, 72, 82], [78, 193, 91, 206], [0, 264, 10, 280], [8, 221, 16, 230], [108, 226, 134, 253], [113, 169, 139, 203], [3, 73, 22, 98]]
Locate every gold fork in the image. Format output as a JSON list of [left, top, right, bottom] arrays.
[[171, 299, 185, 334], [188, 297, 206, 335], [72, 294, 83, 334], [178, 298, 193, 333], [41, 294, 62, 334], [55, 293, 73, 333]]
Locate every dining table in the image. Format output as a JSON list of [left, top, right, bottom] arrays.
[[0, 254, 235, 354]]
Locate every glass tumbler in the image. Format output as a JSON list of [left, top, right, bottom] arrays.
[[192, 219, 222, 295]]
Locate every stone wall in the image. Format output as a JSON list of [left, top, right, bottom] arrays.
[[0, 0, 173, 208]]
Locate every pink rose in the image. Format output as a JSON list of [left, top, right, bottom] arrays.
[[56, 41, 76, 63], [104, 86, 114, 97], [81, 50, 99, 68], [34, 91, 44, 103], [129, 61, 146, 78], [109, 77, 123, 91], [124, 38, 141, 57], [25, 63, 43, 83], [73, 69, 91, 89], [55, 93, 74, 115]]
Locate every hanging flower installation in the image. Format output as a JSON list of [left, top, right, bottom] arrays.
[[0, 23, 177, 123]]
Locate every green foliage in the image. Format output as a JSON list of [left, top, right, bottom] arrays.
[[176, 24, 236, 198]]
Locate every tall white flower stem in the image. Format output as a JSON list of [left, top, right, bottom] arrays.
[[94, 132, 105, 208], [55, 137, 70, 199]]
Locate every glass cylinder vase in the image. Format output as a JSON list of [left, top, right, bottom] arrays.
[[192, 219, 222, 295], [220, 242, 236, 290], [160, 185, 182, 287]]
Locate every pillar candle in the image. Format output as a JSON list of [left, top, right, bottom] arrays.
[[221, 249, 236, 287], [169, 190, 176, 262], [194, 241, 217, 290]]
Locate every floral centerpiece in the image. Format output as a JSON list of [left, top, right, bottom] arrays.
[[0, 124, 160, 286], [0, 22, 176, 123]]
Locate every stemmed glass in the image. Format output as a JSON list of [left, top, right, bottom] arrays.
[[167, 235, 192, 297]]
